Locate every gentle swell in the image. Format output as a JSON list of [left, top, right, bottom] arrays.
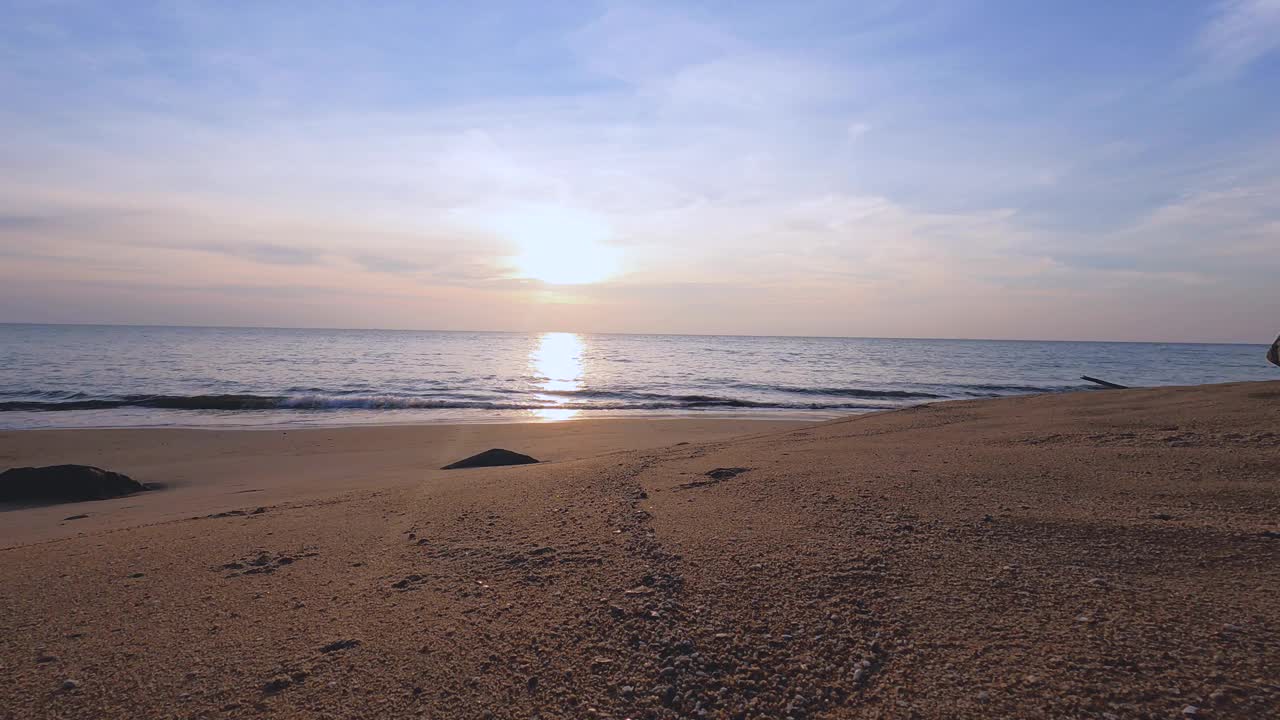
[[0, 393, 888, 412], [0, 382, 1094, 414], [957, 383, 1092, 395], [0, 394, 287, 411], [727, 383, 945, 399]]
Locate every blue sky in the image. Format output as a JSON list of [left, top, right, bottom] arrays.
[[1, 0, 1277, 341]]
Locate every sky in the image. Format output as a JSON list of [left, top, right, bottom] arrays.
[[0, 0, 1278, 342]]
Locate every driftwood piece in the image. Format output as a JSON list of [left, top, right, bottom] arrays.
[[1081, 375, 1128, 390]]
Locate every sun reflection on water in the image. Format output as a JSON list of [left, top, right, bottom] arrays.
[[529, 332, 584, 420]]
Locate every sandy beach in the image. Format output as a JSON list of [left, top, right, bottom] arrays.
[[2, 384, 1279, 718]]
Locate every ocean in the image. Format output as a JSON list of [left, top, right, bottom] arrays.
[[0, 324, 1273, 429]]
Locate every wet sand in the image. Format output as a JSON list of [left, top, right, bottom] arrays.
[[2, 385, 1279, 718], [0, 418, 799, 547]]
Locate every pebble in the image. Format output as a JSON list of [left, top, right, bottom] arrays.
[[60, 679, 80, 691], [263, 675, 293, 693]]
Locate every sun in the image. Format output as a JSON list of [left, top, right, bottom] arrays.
[[499, 205, 623, 285]]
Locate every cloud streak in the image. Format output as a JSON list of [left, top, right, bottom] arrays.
[[1199, 0, 1280, 76]]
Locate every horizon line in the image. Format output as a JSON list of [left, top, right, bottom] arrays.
[[0, 321, 1268, 347]]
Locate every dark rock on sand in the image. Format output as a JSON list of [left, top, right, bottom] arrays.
[[262, 675, 293, 693], [441, 448, 540, 470], [677, 467, 753, 490], [0, 465, 147, 503], [319, 639, 361, 653], [705, 467, 751, 480]]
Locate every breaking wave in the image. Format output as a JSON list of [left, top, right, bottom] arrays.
[[0, 392, 892, 413]]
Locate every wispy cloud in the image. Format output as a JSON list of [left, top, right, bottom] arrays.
[[1198, 0, 1280, 76]]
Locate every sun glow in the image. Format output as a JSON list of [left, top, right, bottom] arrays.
[[500, 205, 622, 285], [529, 332, 585, 420]]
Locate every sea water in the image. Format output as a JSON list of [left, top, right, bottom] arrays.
[[0, 324, 1273, 428]]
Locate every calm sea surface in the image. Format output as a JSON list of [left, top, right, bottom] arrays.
[[0, 324, 1273, 429]]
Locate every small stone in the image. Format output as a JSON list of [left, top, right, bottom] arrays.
[[319, 639, 361, 653], [704, 467, 750, 480], [263, 675, 293, 693], [1182, 706, 1199, 716], [60, 679, 80, 691], [36, 654, 58, 663]]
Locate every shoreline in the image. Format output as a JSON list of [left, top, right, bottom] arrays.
[[0, 408, 847, 432], [4, 378, 1275, 431]]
